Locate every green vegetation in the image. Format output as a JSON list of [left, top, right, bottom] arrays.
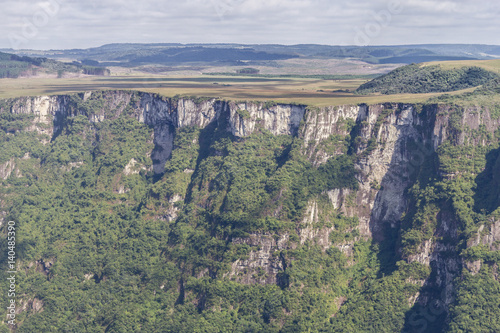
[[0, 51, 110, 78], [16, 43, 499, 66], [237, 68, 260, 74], [0, 92, 364, 332], [448, 267, 500, 332], [356, 63, 499, 95], [0, 91, 500, 332], [428, 78, 500, 110], [0, 52, 41, 78]]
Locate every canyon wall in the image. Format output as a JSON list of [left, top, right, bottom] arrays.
[[2, 90, 500, 321]]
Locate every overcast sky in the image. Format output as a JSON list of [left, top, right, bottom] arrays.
[[1, 0, 500, 50]]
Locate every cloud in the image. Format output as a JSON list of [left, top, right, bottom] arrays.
[[0, 0, 499, 50]]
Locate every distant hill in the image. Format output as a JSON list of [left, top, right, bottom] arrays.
[[126, 47, 299, 64], [3, 43, 500, 67], [0, 51, 110, 78], [311, 45, 480, 64], [355, 63, 500, 94]]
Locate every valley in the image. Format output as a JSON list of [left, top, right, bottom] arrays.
[[1, 44, 500, 332]]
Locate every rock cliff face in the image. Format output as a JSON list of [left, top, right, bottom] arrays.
[[227, 101, 306, 137], [300, 103, 432, 240], [5, 92, 307, 174], [2, 90, 500, 322]]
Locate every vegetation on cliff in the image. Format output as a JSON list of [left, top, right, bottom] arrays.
[[0, 91, 499, 332]]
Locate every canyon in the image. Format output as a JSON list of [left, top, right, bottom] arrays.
[[1, 90, 499, 331]]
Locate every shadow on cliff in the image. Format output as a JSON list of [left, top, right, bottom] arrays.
[[366, 105, 438, 278], [473, 146, 500, 215], [183, 102, 233, 207], [368, 134, 449, 332]]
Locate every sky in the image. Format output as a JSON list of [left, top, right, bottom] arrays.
[[1, 0, 500, 50]]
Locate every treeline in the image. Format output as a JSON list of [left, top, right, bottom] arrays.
[[0, 61, 31, 78], [0, 52, 110, 78], [0, 52, 45, 78], [82, 66, 110, 76]]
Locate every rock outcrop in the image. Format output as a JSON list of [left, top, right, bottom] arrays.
[[229, 233, 289, 285], [228, 101, 306, 137]]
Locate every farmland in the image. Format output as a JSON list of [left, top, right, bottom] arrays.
[[0, 72, 479, 106]]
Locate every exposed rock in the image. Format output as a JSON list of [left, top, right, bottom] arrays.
[[302, 104, 360, 164], [123, 158, 147, 176], [464, 220, 500, 274], [229, 233, 289, 285], [228, 102, 306, 137], [162, 194, 183, 222], [6, 92, 310, 174], [35, 259, 55, 276], [298, 200, 335, 251], [176, 99, 220, 128], [0, 211, 6, 228], [140, 94, 174, 124], [16, 297, 44, 315], [300, 104, 431, 240], [408, 239, 434, 266], [468, 220, 500, 250], [62, 161, 83, 172]]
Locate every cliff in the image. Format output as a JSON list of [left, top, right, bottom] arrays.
[[1, 90, 500, 331]]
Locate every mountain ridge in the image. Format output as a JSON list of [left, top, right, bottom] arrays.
[[3, 43, 500, 66]]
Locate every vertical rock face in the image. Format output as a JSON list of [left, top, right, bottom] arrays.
[[402, 105, 500, 310], [360, 105, 428, 240], [140, 95, 222, 128], [300, 103, 433, 240], [227, 101, 306, 137], [299, 200, 335, 250], [469, 221, 500, 250], [140, 94, 175, 125], [465, 220, 500, 275], [5, 92, 309, 173], [9, 95, 68, 138], [0, 159, 16, 180], [10, 95, 64, 122], [302, 104, 361, 164], [0, 93, 440, 264], [176, 99, 221, 128], [296, 103, 500, 315], [2, 93, 492, 234]]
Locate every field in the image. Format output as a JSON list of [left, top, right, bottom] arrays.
[[2, 59, 500, 106], [0, 74, 475, 106], [423, 59, 500, 73]]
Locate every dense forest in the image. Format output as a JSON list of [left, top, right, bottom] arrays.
[[0, 52, 42, 78], [0, 87, 499, 332], [356, 63, 499, 94]]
